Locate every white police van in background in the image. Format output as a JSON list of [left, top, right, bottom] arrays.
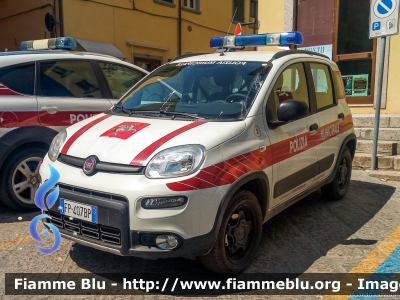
[[39, 32, 356, 273], [0, 37, 148, 210]]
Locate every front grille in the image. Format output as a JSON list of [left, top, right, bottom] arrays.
[[58, 154, 145, 175], [48, 211, 121, 245], [58, 183, 128, 202]]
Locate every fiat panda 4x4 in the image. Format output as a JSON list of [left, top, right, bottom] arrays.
[[39, 32, 356, 274]]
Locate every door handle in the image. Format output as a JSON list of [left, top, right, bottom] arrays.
[[41, 106, 58, 114], [309, 123, 319, 134], [338, 113, 344, 121]]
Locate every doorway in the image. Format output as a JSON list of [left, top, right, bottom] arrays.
[[133, 57, 162, 72]]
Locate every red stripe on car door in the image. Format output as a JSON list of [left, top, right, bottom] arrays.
[[167, 115, 354, 191]]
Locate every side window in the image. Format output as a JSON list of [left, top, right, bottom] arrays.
[[39, 60, 102, 98], [310, 63, 335, 110], [266, 63, 309, 122], [0, 63, 35, 95], [99, 62, 145, 99]]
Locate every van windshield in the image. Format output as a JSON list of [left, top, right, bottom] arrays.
[[116, 61, 271, 120]]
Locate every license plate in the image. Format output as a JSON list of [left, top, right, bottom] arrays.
[[59, 199, 98, 223]]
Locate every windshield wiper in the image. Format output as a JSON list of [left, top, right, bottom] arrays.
[[115, 108, 207, 120], [113, 103, 131, 115], [158, 110, 207, 119]]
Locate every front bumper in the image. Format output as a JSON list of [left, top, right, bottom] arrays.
[[41, 157, 227, 259], [46, 183, 217, 258]]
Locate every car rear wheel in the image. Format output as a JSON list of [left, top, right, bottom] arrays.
[[0, 148, 46, 211], [200, 190, 262, 274], [321, 147, 352, 200]]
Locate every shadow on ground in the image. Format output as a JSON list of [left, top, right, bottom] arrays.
[[0, 201, 38, 224]]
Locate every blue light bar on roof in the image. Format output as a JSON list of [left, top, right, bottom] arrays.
[[20, 37, 77, 51], [210, 32, 303, 49]]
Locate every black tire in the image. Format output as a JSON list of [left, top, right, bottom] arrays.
[[321, 147, 352, 200], [200, 190, 262, 274], [0, 147, 46, 211]]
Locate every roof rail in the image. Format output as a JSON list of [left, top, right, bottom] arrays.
[[170, 52, 209, 62], [271, 49, 329, 60]]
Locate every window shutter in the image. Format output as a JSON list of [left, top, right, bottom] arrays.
[[233, 0, 245, 23]]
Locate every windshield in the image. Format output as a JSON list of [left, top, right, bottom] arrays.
[[116, 61, 271, 120]]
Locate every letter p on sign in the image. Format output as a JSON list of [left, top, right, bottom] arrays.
[[373, 21, 381, 31]]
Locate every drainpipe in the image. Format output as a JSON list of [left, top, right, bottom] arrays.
[[292, 0, 298, 31], [58, 0, 64, 36], [178, 0, 182, 55]]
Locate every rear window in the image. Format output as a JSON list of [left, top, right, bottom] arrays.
[[99, 62, 145, 99], [0, 63, 35, 95], [332, 70, 345, 100]]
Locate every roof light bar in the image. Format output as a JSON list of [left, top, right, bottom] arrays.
[[210, 32, 303, 49], [20, 37, 77, 51]]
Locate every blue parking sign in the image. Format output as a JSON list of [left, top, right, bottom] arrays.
[[372, 21, 381, 31]]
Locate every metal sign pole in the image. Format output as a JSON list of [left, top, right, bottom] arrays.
[[369, 0, 399, 169], [371, 36, 387, 170]]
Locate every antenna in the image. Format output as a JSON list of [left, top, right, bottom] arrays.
[[220, 7, 238, 56], [227, 7, 237, 36]]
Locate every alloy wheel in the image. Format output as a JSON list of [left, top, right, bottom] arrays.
[[11, 157, 42, 204]]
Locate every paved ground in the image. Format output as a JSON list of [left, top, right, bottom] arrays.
[[1, 170, 400, 299]]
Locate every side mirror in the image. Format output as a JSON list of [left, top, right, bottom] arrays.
[[277, 100, 309, 122], [269, 100, 309, 128]]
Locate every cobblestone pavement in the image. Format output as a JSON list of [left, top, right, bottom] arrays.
[[1, 170, 400, 299]]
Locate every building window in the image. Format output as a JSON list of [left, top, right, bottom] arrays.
[[250, 0, 257, 19], [232, 0, 245, 23], [335, 0, 375, 104], [297, 0, 376, 105], [182, 0, 199, 11], [153, 0, 175, 8]]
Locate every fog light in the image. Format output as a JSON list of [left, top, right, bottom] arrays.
[[156, 235, 180, 250], [141, 196, 187, 209]]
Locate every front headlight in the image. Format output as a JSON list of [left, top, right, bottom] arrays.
[[145, 145, 206, 179], [48, 130, 67, 162]]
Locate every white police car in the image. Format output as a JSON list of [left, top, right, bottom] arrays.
[[39, 32, 356, 273], [0, 37, 148, 210]]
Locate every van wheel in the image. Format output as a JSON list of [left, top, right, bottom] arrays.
[[200, 190, 262, 274], [0, 148, 46, 211], [321, 147, 352, 200]]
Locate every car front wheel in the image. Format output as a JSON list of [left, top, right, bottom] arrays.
[[0, 148, 46, 211], [200, 190, 262, 274]]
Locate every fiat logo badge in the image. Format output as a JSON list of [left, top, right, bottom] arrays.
[[83, 157, 97, 175]]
